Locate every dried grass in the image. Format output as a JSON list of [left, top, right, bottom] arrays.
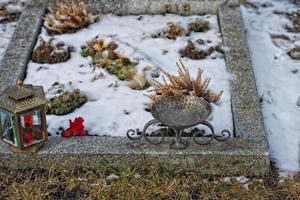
[[149, 60, 223, 104], [1, 164, 300, 200], [44, 2, 95, 34]]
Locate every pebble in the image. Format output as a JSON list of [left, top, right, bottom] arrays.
[[151, 69, 160, 78], [296, 96, 300, 108], [107, 174, 119, 180], [134, 173, 142, 179], [236, 176, 249, 184], [223, 177, 231, 184]]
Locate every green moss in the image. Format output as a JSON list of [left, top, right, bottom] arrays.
[[46, 89, 87, 115]]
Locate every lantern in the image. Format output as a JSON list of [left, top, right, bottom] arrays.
[[0, 81, 48, 153]]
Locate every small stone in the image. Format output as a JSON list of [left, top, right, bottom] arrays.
[[259, 94, 264, 104], [223, 177, 231, 184], [261, 2, 273, 8], [236, 176, 249, 184], [51, 82, 59, 87], [100, 179, 107, 187], [162, 49, 168, 55], [107, 174, 119, 180], [196, 39, 205, 45], [151, 69, 160, 78], [123, 110, 130, 115], [291, 69, 299, 74], [296, 96, 300, 108], [134, 173, 142, 179]]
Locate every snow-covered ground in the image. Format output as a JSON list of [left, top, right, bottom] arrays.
[[25, 14, 233, 137], [241, 0, 300, 172]]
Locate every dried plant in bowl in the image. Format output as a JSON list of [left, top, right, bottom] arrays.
[[148, 60, 223, 106], [32, 38, 70, 64], [44, 2, 98, 34]]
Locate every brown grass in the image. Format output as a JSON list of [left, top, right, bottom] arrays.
[[149, 60, 223, 104], [1, 163, 300, 200], [44, 2, 94, 34]]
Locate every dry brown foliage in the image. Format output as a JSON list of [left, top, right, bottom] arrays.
[[179, 40, 223, 60], [1, 163, 300, 200], [152, 23, 186, 40], [32, 39, 70, 64], [149, 60, 223, 104], [44, 2, 95, 34]]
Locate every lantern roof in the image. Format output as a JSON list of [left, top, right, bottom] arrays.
[[5, 80, 34, 100], [0, 81, 47, 113]]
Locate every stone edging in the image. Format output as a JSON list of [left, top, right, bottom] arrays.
[[0, 0, 269, 176]]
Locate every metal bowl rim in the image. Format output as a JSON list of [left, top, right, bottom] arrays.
[[150, 95, 212, 127]]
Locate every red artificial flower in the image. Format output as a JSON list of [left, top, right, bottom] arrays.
[[62, 117, 87, 137]]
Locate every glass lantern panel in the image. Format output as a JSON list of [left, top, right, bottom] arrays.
[[0, 108, 18, 146], [20, 108, 43, 147]]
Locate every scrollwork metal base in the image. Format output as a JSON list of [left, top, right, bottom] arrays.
[[127, 119, 231, 150]]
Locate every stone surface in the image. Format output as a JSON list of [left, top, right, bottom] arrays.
[[219, 4, 268, 141], [0, 0, 48, 93], [0, 0, 270, 176], [49, 0, 234, 15], [0, 136, 269, 176]]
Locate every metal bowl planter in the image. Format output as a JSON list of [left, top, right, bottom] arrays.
[[127, 95, 231, 149]]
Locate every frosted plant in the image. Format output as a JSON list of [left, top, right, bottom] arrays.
[[149, 60, 223, 105], [44, 2, 98, 34]]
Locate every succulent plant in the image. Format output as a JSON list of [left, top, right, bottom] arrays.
[[32, 39, 70, 64], [288, 47, 300, 60], [148, 60, 223, 105], [46, 89, 87, 115], [179, 40, 220, 60], [188, 19, 209, 32], [152, 23, 186, 40], [165, 23, 185, 39], [81, 39, 151, 88], [44, 2, 99, 34]]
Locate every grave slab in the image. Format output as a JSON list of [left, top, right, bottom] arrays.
[[0, 0, 270, 176]]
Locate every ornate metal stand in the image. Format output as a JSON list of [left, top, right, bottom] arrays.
[[127, 119, 230, 150], [127, 96, 231, 150]]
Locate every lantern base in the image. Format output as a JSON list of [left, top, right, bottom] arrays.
[[9, 142, 45, 153]]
